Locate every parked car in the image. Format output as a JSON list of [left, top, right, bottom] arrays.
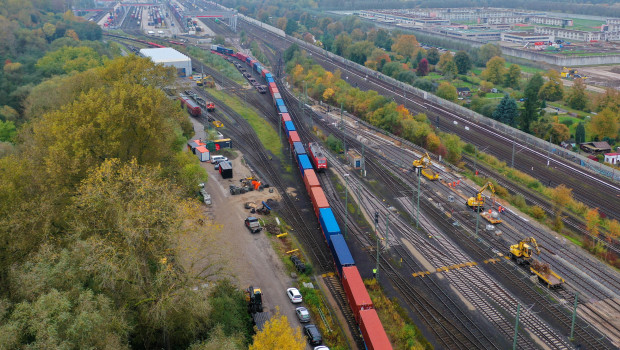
[[211, 155, 228, 164], [303, 324, 322, 346], [245, 216, 262, 233], [295, 307, 310, 323], [314, 347, 329, 350], [286, 288, 302, 304], [290, 255, 306, 273]]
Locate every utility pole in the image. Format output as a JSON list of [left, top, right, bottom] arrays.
[[361, 143, 366, 177], [344, 174, 349, 240], [375, 212, 380, 280], [569, 292, 579, 341], [513, 304, 521, 350], [547, 135, 552, 167], [512, 141, 515, 168], [416, 172, 421, 228], [385, 210, 390, 250]]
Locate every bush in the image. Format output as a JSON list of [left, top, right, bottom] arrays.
[[530, 206, 546, 220], [326, 134, 343, 153], [463, 143, 476, 154], [511, 194, 526, 209]]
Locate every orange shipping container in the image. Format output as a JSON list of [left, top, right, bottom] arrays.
[[303, 169, 320, 195], [309, 186, 329, 218]]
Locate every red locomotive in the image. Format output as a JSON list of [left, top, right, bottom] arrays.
[[308, 142, 327, 172], [179, 95, 201, 117], [206, 101, 215, 112]]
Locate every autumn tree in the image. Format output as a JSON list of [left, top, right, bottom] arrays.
[[425, 132, 441, 153], [585, 208, 600, 239], [36, 46, 104, 76], [538, 69, 564, 101], [427, 47, 440, 65], [437, 52, 453, 72], [589, 108, 619, 141], [442, 133, 463, 163], [594, 88, 620, 113], [565, 78, 588, 110], [482, 56, 506, 85], [417, 58, 429, 76], [249, 312, 305, 350], [454, 50, 471, 74], [276, 17, 287, 31], [551, 184, 573, 232], [476, 43, 502, 65], [391, 34, 419, 60], [436, 82, 458, 101], [504, 64, 521, 89], [609, 220, 620, 240]]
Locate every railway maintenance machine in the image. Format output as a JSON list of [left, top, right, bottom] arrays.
[[509, 237, 541, 265], [466, 181, 496, 212]]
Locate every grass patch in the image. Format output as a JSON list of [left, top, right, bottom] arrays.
[[186, 47, 245, 84], [484, 93, 505, 99], [503, 62, 544, 74], [547, 101, 591, 118], [206, 88, 282, 159], [365, 279, 433, 350]]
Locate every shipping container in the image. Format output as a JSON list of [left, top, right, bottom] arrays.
[[297, 154, 313, 176], [329, 234, 354, 274], [293, 142, 306, 156], [309, 186, 328, 218], [187, 139, 205, 153], [303, 169, 320, 195], [319, 208, 340, 240], [359, 309, 392, 350], [195, 146, 210, 162], [277, 105, 288, 114], [268, 82, 277, 91], [342, 266, 373, 322], [272, 92, 282, 106], [265, 73, 272, 80], [285, 121, 296, 136], [276, 99, 285, 107], [280, 113, 291, 122], [266, 77, 275, 84], [213, 138, 232, 150], [246, 57, 252, 65], [288, 131, 300, 147], [219, 161, 233, 179], [269, 86, 279, 95]]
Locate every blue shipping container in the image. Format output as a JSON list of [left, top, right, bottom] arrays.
[[278, 105, 288, 114], [276, 99, 285, 107], [297, 154, 313, 176], [329, 234, 355, 275], [293, 142, 306, 156], [246, 57, 252, 64], [267, 77, 275, 83], [265, 73, 273, 80], [285, 121, 296, 135], [257, 66, 263, 74], [319, 208, 340, 240]]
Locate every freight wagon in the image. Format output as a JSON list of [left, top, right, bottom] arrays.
[[179, 95, 201, 117], [329, 234, 354, 275]]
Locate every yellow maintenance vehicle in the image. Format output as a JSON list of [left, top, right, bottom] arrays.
[[560, 67, 587, 80], [466, 182, 495, 212], [509, 237, 541, 265], [412, 152, 439, 180]]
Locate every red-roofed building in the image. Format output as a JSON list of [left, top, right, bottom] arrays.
[[604, 153, 620, 165]]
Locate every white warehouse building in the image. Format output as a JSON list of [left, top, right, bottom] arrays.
[[139, 47, 192, 77]]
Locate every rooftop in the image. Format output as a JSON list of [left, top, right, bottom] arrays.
[[139, 47, 190, 63]]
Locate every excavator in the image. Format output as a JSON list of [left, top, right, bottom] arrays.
[[466, 181, 495, 212], [509, 237, 541, 265], [412, 152, 439, 180]]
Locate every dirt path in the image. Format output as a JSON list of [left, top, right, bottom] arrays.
[[182, 117, 314, 346]]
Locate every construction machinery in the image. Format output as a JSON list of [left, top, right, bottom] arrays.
[[466, 182, 495, 211], [530, 260, 565, 288], [481, 209, 502, 224], [245, 286, 263, 313], [561, 67, 587, 79], [509, 237, 541, 265], [412, 152, 439, 180]]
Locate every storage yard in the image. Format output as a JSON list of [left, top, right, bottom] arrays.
[[99, 2, 620, 349]]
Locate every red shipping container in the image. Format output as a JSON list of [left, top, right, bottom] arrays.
[[359, 309, 392, 350], [288, 131, 300, 147], [269, 82, 277, 91], [303, 169, 320, 195], [342, 266, 373, 322], [309, 186, 328, 218]]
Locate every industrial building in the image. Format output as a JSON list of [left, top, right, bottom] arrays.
[[139, 47, 192, 76], [501, 31, 554, 44], [438, 27, 501, 42], [534, 26, 620, 42]]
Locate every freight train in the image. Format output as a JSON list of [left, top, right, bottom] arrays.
[[179, 95, 201, 117], [216, 43, 392, 350]]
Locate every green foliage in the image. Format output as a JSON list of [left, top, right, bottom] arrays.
[[492, 94, 519, 127], [520, 73, 544, 133], [454, 50, 471, 75], [575, 122, 586, 144], [188, 47, 245, 84], [476, 43, 502, 65], [504, 64, 522, 89], [565, 78, 588, 111], [36, 45, 105, 76], [327, 134, 343, 153], [0, 120, 17, 142], [285, 18, 299, 35], [426, 47, 440, 65], [436, 81, 458, 101], [208, 280, 252, 343], [213, 34, 226, 45], [482, 56, 506, 84], [413, 79, 435, 92]]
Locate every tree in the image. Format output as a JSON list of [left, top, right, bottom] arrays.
[[436, 82, 457, 101], [0, 120, 17, 142], [454, 50, 471, 74], [416, 58, 429, 76], [42, 22, 56, 40], [575, 122, 586, 144], [565, 78, 588, 110], [391, 34, 419, 60], [425, 132, 441, 153], [589, 108, 619, 141], [213, 35, 226, 45], [482, 56, 506, 84], [397, 70, 416, 84], [520, 73, 544, 133], [333, 33, 352, 56], [477, 43, 502, 65], [538, 69, 564, 101], [437, 52, 453, 72], [594, 88, 620, 113], [442, 133, 463, 163], [36, 46, 104, 76], [504, 64, 521, 89], [249, 312, 305, 350], [442, 60, 458, 78], [65, 29, 79, 41], [609, 220, 620, 240], [276, 17, 287, 31], [492, 94, 519, 127], [381, 62, 405, 78], [427, 47, 440, 65], [585, 208, 600, 238], [374, 28, 392, 50], [551, 184, 573, 232], [285, 19, 299, 35], [346, 41, 374, 65]]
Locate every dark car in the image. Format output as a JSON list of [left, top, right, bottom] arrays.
[[290, 255, 306, 273], [304, 324, 322, 346]]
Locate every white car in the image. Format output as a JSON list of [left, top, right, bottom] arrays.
[[210, 155, 228, 164], [287, 288, 302, 304], [314, 347, 330, 350]]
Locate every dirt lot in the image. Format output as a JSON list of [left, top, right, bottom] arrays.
[[183, 118, 315, 346]]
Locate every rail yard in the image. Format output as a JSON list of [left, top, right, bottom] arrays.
[[98, 2, 620, 349]]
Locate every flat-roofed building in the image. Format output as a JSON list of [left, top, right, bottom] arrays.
[[501, 31, 554, 44]]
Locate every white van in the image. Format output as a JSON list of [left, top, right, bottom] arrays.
[[211, 155, 227, 164]]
